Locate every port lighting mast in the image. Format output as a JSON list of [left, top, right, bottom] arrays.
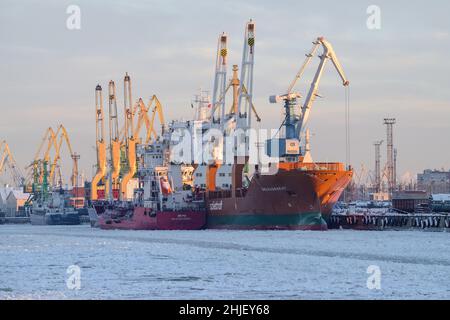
[[374, 140, 383, 193], [211, 33, 228, 127], [268, 37, 349, 162], [384, 118, 396, 194], [120, 73, 137, 200], [91, 85, 107, 200], [108, 80, 121, 199]]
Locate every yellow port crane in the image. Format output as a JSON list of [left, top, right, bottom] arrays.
[[28, 125, 80, 190], [26, 127, 58, 190], [0, 140, 24, 187], [119, 73, 137, 200], [91, 85, 107, 200], [108, 80, 121, 195], [134, 95, 165, 144], [48, 125, 79, 188]]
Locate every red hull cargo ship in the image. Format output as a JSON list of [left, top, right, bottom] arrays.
[[98, 206, 205, 230], [205, 161, 352, 230], [200, 31, 353, 230]]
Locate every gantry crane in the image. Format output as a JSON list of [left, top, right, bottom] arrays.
[[0, 140, 24, 187], [268, 36, 349, 162], [91, 85, 107, 200], [119, 73, 137, 200]]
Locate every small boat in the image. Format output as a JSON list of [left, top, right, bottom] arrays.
[[30, 204, 80, 225]]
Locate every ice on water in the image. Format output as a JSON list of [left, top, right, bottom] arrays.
[[0, 225, 449, 299]]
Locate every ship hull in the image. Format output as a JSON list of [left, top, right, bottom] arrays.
[[206, 162, 352, 230], [98, 206, 206, 230], [30, 212, 81, 225]]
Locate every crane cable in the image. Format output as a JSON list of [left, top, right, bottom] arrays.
[[345, 85, 351, 169]]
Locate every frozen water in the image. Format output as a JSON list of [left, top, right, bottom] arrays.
[[0, 224, 449, 299]]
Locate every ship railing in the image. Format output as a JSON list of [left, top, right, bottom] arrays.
[[207, 188, 247, 199], [296, 162, 346, 171]]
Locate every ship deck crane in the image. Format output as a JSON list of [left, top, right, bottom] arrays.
[[268, 36, 349, 162], [91, 85, 107, 200]]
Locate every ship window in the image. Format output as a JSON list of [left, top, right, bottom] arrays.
[[219, 173, 225, 177]]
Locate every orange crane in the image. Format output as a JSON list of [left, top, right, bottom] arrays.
[[0, 140, 24, 186], [91, 85, 107, 200], [26, 127, 58, 189], [27, 125, 80, 191], [108, 80, 121, 196], [48, 125, 79, 188], [119, 73, 137, 200], [134, 95, 165, 144]]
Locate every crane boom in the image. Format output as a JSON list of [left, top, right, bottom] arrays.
[[210, 33, 228, 125], [287, 41, 320, 95], [267, 36, 349, 162], [120, 73, 137, 200], [144, 95, 165, 144], [297, 37, 349, 137], [108, 80, 121, 191], [48, 125, 78, 188], [0, 141, 24, 186], [91, 85, 107, 200], [237, 19, 255, 130]]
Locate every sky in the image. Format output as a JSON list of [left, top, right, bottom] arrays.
[[1, 0, 450, 185]]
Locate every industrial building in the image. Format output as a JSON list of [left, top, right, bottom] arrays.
[[4, 189, 29, 217], [391, 191, 429, 213], [417, 169, 450, 194]]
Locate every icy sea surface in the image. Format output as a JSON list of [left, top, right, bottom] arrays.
[[0, 224, 449, 299]]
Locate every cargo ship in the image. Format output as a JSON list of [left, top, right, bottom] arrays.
[[90, 22, 353, 231], [205, 161, 351, 230], [29, 191, 80, 225], [94, 142, 206, 230], [189, 26, 353, 230]]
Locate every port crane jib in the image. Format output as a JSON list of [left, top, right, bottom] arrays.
[[268, 36, 349, 161], [0, 141, 24, 187]]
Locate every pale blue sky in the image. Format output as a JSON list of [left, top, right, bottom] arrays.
[[1, 0, 449, 183]]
